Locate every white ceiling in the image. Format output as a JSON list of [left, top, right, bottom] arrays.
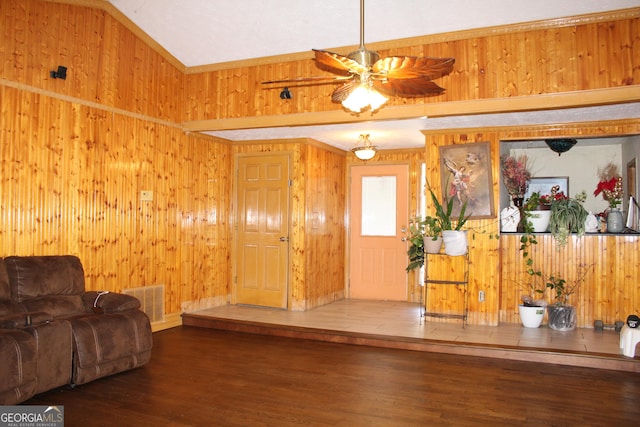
[[107, 0, 640, 150]]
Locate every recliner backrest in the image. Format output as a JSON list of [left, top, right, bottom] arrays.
[[0, 258, 16, 315], [4, 256, 85, 318]]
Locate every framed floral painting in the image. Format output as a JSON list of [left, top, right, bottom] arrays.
[[439, 142, 494, 219]]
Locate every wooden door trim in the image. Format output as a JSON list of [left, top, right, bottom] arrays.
[[231, 151, 293, 308]]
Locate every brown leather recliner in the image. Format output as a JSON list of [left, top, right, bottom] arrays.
[[0, 258, 72, 404], [0, 255, 152, 404]]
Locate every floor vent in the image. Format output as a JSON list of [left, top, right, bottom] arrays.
[[124, 284, 165, 323]]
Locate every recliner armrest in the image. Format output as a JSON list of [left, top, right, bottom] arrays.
[[0, 312, 53, 328], [82, 291, 141, 313]]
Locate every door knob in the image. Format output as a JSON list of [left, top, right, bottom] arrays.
[[279, 236, 289, 242], [401, 237, 407, 242]]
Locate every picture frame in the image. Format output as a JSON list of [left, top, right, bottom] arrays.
[[524, 177, 569, 201], [439, 142, 494, 219]]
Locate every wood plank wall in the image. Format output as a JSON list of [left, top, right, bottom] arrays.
[[424, 132, 502, 325], [0, 85, 232, 324], [231, 140, 346, 311], [183, 11, 640, 122], [1, 0, 184, 122], [1, 1, 639, 327], [425, 120, 640, 327]]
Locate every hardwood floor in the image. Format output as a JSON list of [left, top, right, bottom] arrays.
[[183, 300, 640, 373], [26, 325, 640, 426]]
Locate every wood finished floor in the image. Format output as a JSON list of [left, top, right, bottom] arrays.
[[26, 325, 640, 426], [183, 299, 640, 373]]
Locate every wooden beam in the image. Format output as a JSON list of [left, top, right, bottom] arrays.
[[183, 86, 640, 132]]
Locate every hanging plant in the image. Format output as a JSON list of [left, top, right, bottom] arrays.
[[548, 191, 588, 246]]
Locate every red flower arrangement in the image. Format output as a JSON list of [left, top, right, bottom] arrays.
[[594, 163, 623, 209], [500, 154, 531, 197], [524, 186, 567, 211]]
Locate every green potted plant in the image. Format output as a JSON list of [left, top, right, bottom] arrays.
[[548, 191, 588, 247], [545, 264, 593, 331], [426, 184, 470, 256], [523, 191, 552, 232], [517, 222, 548, 327], [422, 215, 443, 254], [405, 215, 442, 273]]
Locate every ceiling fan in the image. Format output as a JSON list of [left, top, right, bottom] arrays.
[[263, 0, 455, 113]]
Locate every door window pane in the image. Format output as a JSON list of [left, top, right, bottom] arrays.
[[362, 176, 396, 236]]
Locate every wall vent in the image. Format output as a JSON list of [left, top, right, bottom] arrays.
[[124, 284, 165, 323]]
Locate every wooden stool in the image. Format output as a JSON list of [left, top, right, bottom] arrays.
[[619, 325, 640, 358]]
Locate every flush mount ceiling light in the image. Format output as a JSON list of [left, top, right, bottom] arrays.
[[352, 134, 377, 160], [545, 138, 577, 155]]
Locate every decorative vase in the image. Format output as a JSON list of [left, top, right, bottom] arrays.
[[500, 205, 520, 232], [585, 211, 599, 233], [511, 196, 526, 232], [528, 210, 551, 232], [442, 230, 468, 256], [607, 208, 624, 233], [423, 236, 443, 254], [519, 305, 545, 328], [547, 305, 577, 331]]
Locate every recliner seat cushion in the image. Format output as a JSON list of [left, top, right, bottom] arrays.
[[69, 310, 152, 385], [0, 330, 37, 405]]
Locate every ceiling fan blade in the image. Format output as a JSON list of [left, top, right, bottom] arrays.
[[372, 56, 455, 81], [373, 77, 445, 97], [331, 80, 360, 103], [313, 49, 368, 76], [262, 75, 352, 85]]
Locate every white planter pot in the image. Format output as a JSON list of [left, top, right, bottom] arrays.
[[528, 210, 551, 232], [442, 230, 468, 256], [423, 236, 443, 254], [519, 305, 545, 328]]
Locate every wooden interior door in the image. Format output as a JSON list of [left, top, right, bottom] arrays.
[[349, 164, 409, 301], [236, 154, 290, 308]]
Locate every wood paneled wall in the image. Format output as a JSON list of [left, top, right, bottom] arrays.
[[424, 132, 502, 325], [231, 140, 346, 311], [183, 11, 640, 122], [2, 1, 639, 328], [1, 0, 184, 122], [425, 120, 640, 326], [0, 85, 232, 326]]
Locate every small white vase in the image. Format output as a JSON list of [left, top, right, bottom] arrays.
[[519, 305, 545, 328], [585, 211, 599, 233], [500, 206, 520, 232]]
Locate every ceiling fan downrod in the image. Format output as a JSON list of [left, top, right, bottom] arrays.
[[347, 0, 379, 67]]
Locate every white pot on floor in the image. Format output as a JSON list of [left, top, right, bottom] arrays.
[[519, 305, 545, 328]]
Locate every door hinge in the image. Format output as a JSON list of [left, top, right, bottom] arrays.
[[288, 179, 292, 187]]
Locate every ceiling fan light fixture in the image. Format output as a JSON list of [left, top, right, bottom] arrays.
[[342, 84, 388, 113], [352, 134, 377, 160]]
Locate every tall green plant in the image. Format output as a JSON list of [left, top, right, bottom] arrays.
[[426, 184, 470, 231]]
